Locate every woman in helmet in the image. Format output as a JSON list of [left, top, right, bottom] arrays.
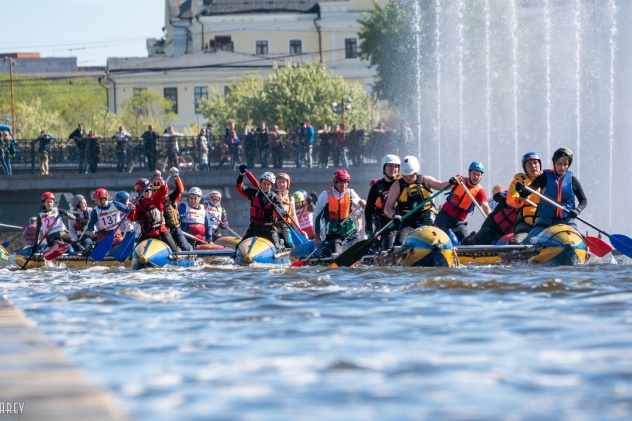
[[86, 188, 134, 250], [128, 170, 179, 251], [33, 192, 75, 250], [384, 156, 456, 246], [293, 191, 316, 240], [517, 147, 587, 244], [365, 154, 402, 252], [313, 169, 366, 256], [178, 186, 213, 245], [435, 161, 491, 242], [274, 173, 306, 249], [236, 164, 286, 251], [506, 152, 544, 244], [206, 190, 229, 241], [68, 194, 94, 251]]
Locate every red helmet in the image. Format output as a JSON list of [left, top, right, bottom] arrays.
[[276, 172, 290, 188], [92, 188, 109, 200], [333, 169, 350, 184], [41, 192, 55, 202], [369, 178, 380, 187], [135, 178, 150, 193]]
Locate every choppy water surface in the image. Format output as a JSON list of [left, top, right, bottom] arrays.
[[3, 259, 632, 420]]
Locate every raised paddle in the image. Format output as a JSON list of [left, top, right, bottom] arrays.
[[20, 213, 62, 270], [520, 184, 632, 258], [459, 179, 486, 217], [256, 185, 307, 246], [0, 223, 23, 230], [331, 186, 449, 268], [522, 197, 612, 257]]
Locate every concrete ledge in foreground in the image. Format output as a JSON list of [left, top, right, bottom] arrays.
[[0, 298, 129, 421]]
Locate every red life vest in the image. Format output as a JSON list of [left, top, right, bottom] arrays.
[[492, 205, 519, 234], [136, 198, 165, 237], [250, 192, 275, 227]]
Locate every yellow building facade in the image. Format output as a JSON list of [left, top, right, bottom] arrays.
[[102, 0, 385, 130]]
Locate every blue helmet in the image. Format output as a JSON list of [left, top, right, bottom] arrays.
[[115, 191, 130, 202], [521, 152, 541, 172], [468, 161, 484, 173]]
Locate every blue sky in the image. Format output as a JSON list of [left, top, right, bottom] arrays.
[[0, 0, 164, 67]]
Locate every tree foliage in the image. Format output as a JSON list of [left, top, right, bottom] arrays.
[[198, 61, 378, 132], [358, 0, 434, 117]]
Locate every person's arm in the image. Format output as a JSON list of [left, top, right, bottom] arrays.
[[475, 189, 491, 216], [87, 208, 99, 232], [204, 213, 213, 241], [33, 217, 42, 245], [177, 203, 187, 220], [364, 185, 378, 231], [572, 176, 588, 212], [236, 173, 255, 200], [507, 174, 529, 208], [519, 173, 547, 198], [112, 201, 130, 214], [383, 182, 401, 219], [422, 175, 451, 191], [169, 177, 184, 203]]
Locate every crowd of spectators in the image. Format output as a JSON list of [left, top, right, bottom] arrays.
[[0, 119, 417, 175]]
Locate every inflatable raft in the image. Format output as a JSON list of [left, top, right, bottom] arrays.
[[235, 236, 290, 265], [131, 239, 235, 270]]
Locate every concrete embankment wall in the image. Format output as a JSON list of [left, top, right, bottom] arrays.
[[0, 166, 380, 235]]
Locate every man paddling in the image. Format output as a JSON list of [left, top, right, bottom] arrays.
[[178, 186, 213, 246], [313, 169, 366, 257], [86, 188, 134, 251], [435, 161, 491, 242], [507, 152, 543, 244], [384, 156, 456, 246], [365, 154, 401, 252], [516, 147, 587, 244]]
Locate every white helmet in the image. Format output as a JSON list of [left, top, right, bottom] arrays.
[[260, 172, 276, 184], [400, 156, 420, 176], [188, 187, 203, 197], [382, 154, 401, 166]]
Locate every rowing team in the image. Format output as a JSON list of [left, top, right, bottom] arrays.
[[28, 146, 585, 259], [235, 145, 584, 258]]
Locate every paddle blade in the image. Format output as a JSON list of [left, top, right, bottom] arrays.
[[91, 233, 115, 262], [610, 234, 632, 259], [113, 233, 136, 263], [43, 243, 71, 261], [290, 229, 306, 246], [290, 260, 307, 267], [331, 238, 373, 268], [584, 236, 612, 258]]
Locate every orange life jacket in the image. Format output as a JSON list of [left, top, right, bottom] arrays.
[[327, 188, 350, 222]]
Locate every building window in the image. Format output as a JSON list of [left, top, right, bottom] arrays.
[[194, 86, 208, 111], [345, 38, 358, 59], [256, 40, 269, 55], [289, 40, 302, 55], [133, 88, 146, 96], [164, 87, 178, 114]]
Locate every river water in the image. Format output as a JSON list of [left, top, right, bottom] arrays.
[[2, 258, 632, 420]]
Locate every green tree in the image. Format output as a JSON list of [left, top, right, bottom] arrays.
[[358, 0, 434, 117], [119, 89, 177, 137], [198, 61, 375, 132]]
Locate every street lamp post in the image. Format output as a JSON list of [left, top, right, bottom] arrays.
[[243, 96, 252, 126], [3, 57, 16, 131], [194, 100, 200, 133], [100, 107, 109, 138], [132, 106, 143, 138], [331, 97, 352, 126]]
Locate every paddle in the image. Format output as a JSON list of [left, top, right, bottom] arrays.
[[520, 184, 632, 258], [1, 232, 24, 249], [290, 244, 320, 267], [21, 213, 62, 270], [522, 197, 612, 258], [0, 223, 23, 230], [332, 186, 449, 268], [459, 179, 486, 217], [256, 185, 306, 246], [206, 211, 242, 239], [182, 231, 210, 245], [91, 179, 153, 262]]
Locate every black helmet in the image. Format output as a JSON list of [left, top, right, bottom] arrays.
[[552, 147, 573, 167]]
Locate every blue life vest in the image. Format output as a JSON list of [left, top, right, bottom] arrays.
[[538, 169, 575, 219]]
